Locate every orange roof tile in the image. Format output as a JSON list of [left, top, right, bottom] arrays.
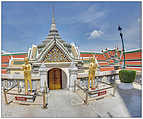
[[1, 69, 7, 74]]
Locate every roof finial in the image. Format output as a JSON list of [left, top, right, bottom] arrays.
[[52, 5, 55, 24], [50, 5, 56, 31]]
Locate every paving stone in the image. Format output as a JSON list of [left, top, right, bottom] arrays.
[[1, 83, 141, 118]]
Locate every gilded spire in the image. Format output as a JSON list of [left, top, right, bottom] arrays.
[[50, 5, 56, 31], [52, 6, 55, 24]]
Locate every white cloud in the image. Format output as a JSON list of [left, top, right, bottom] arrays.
[[124, 20, 141, 49], [78, 5, 106, 25], [104, 21, 141, 50], [88, 30, 103, 40], [137, 18, 141, 23], [1, 50, 9, 54], [58, 5, 107, 27]]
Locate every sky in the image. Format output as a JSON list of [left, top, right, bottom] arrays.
[[2, 1, 141, 53]]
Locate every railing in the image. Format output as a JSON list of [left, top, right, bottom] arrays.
[[74, 79, 116, 104], [78, 70, 142, 84], [1, 74, 40, 80], [1, 74, 48, 109], [75, 70, 141, 104], [77, 70, 119, 80]]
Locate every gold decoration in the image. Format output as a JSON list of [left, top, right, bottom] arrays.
[[22, 57, 32, 94], [88, 56, 98, 89], [43, 45, 70, 62], [31, 46, 37, 59]]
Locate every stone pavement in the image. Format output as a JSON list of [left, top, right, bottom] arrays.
[[1, 82, 142, 118]]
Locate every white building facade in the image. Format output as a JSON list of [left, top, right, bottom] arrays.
[[28, 12, 81, 90]]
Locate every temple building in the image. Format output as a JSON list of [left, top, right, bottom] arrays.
[[1, 11, 142, 90], [4, 12, 81, 90]]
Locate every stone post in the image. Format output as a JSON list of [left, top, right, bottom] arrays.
[[39, 63, 48, 93], [69, 61, 78, 89]]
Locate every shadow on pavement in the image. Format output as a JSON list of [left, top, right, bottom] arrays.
[[116, 86, 142, 117]]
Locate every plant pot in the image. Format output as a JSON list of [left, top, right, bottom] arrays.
[[119, 70, 136, 90], [118, 82, 134, 90], [119, 70, 136, 83]]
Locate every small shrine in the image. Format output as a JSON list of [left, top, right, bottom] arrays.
[[26, 11, 81, 90]]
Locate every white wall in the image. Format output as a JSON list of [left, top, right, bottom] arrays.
[[61, 68, 70, 89], [62, 70, 67, 89]]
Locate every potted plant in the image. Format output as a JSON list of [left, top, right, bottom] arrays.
[[118, 70, 136, 90]]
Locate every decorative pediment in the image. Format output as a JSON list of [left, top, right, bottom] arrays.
[[28, 45, 38, 60], [42, 45, 70, 63], [37, 37, 74, 63]]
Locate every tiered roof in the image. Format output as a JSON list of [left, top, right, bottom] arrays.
[[37, 11, 72, 55], [1, 52, 27, 74], [80, 49, 142, 71], [2, 49, 141, 74]]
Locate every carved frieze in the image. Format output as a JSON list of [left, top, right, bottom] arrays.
[[43, 45, 70, 63]]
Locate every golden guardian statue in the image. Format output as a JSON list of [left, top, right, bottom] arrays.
[[88, 56, 98, 89], [23, 57, 32, 94]]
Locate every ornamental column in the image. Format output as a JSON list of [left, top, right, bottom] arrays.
[[69, 61, 78, 89], [39, 63, 48, 93]]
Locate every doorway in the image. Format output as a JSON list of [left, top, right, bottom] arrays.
[[48, 68, 62, 90]]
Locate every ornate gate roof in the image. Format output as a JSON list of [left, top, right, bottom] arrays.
[[37, 37, 73, 63], [28, 9, 80, 63]]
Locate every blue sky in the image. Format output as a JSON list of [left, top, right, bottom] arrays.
[[2, 1, 141, 53]]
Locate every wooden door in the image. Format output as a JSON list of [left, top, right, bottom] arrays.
[[48, 68, 62, 90]]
